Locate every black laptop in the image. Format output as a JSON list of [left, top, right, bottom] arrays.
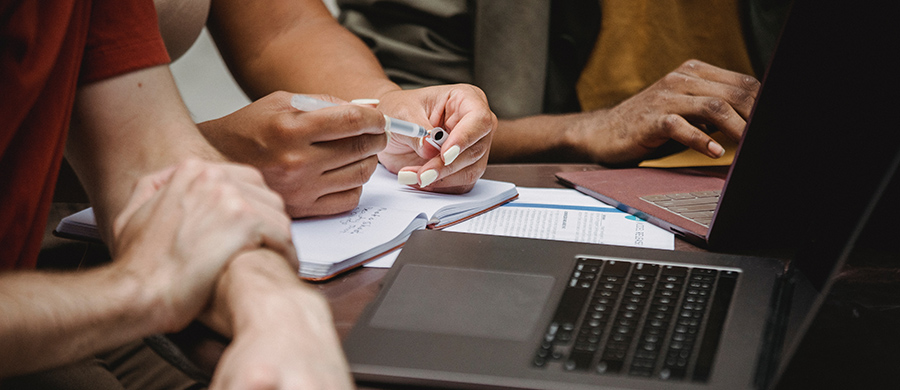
[[342, 1, 900, 389], [556, 0, 900, 255]]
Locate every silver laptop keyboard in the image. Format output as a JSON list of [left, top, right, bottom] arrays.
[[640, 190, 721, 227], [533, 257, 737, 382]]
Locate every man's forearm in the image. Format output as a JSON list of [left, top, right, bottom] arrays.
[[0, 266, 164, 377], [67, 65, 224, 242]]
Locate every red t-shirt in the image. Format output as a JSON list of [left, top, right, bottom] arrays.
[[0, 0, 170, 271]]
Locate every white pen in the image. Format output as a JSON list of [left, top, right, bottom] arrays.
[[290, 94, 434, 139]]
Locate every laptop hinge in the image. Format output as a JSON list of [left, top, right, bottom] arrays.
[[753, 268, 795, 389]]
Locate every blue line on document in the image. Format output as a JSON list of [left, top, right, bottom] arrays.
[[501, 203, 623, 213]]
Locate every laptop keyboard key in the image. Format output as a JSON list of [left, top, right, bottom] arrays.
[[661, 265, 688, 277], [533, 258, 738, 383], [692, 271, 738, 382], [602, 260, 631, 277], [597, 358, 623, 374], [567, 351, 595, 371], [641, 191, 721, 227], [667, 193, 695, 200], [690, 191, 720, 198]]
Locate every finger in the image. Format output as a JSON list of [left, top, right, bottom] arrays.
[[318, 155, 380, 193], [251, 218, 298, 272], [397, 147, 488, 191], [306, 132, 387, 172], [434, 121, 490, 167], [676, 95, 748, 142], [291, 105, 387, 143], [430, 95, 495, 167], [183, 170, 297, 270], [279, 155, 377, 216], [196, 165, 294, 231], [293, 93, 348, 107], [157, 159, 226, 207], [114, 165, 177, 238], [350, 98, 380, 108], [182, 161, 285, 213], [396, 132, 437, 161], [275, 155, 378, 218], [656, 114, 724, 159], [672, 60, 761, 119], [217, 192, 297, 271], [412, 135, 490, 189], [214, 161, 271, 189], [676, 60, 761, 93], [289, 186, 365, 217], [403, 112, 493, 188], [171, 161, 289, 241], [402, 162, 483, 194]]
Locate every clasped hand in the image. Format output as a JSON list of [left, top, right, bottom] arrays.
[[110, 159, 296, 332]]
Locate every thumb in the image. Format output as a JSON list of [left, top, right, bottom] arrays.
[[113, 165, 177, 238]]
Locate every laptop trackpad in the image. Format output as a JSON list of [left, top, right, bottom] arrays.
[[369, 265, 556, 341]]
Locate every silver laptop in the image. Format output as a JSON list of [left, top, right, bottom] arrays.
[[343, 139, 896, 389], [343, 1, 899, 389]]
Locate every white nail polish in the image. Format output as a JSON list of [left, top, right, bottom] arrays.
[[419, 169, 438, 187], [397, 171, 418, 185], [443, 145, 460, 166]]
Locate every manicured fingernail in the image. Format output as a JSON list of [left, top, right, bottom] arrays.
[[708, 141, 725, 158], [442, 145, 460, 166], [419, 169, 438, 187], [350, 98, 380, 105], [398, 171, 418, 185]]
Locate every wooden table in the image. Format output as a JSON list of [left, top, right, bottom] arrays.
[[322, 164, 708, 340], [41, 164, 900, 389]]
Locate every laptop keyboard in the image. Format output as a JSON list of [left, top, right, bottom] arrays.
[[533, 258, 738, 382], [640, 191, 721, 227]]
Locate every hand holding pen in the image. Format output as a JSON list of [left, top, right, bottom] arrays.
[[378, 86, 495, 193], [290, 95, 447, 149], [197, 91, 388, 218], [292, 86, 496, 193]]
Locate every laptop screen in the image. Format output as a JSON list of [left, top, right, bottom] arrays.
[[709, 0, 900, 278], [757, 0, 900, 385]]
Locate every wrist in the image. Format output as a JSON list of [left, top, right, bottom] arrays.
[[560, 111, 597, 154], [494, 114, 592, 163], [195, 118, 240, 163], [101, 260, 174, 336], [208, 250, 332, 338], [562, 109, 627, 165], [234, 282, 332, 339]]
